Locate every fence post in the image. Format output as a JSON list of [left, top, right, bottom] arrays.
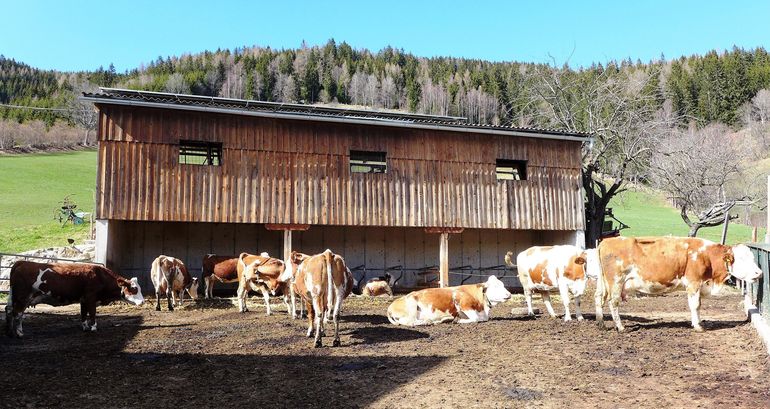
[[766, 175, 770, 244]]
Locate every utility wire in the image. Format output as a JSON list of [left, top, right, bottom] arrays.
[[0, 103, 71, 112]]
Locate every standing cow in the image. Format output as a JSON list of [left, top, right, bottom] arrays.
[[150, 255, 199, 311], [595, 236, 762, 332], [201, 254, 238, 299], [506, 246, 599, 321], [236, 252, 288, 315], [292, 249, 354, 347], [387, 275, 511, 326], [5, 261, 144, 337], [279, 251, 311, 319]]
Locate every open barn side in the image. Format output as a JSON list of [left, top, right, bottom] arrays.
[[99, 220, 580, 293]]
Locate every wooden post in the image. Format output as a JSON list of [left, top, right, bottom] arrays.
[[753, 227, 758, 243], [439, 232, 449, 288], [283, 230, 292, 262], [720, 210, 730, 245], [766, 175, 770, 244]]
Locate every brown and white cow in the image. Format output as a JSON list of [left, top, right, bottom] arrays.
[[201, 255, 238, 299], [506, 246, 600, 321], [5, 261, 144, 337], [279, 251, 311, 319], [150, 255, 198, 311], [290, 249, 354, 347], [595, 236, 762, 332], [362, 280, 393, 297], [387, 275, 511, 326], [236, 252, 288, 315]]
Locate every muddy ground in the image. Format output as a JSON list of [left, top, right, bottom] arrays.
[[1, 288, 769, 409]]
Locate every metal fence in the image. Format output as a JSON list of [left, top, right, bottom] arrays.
[[746, 244, 770, 319]]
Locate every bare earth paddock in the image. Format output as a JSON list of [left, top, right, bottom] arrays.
[[1, 288, 769, 408]]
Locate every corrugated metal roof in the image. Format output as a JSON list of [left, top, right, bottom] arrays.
[[81, 87, 592, 142]]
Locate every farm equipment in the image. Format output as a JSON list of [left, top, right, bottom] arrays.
[[600, 207, 629, 240], [54, 195, 88, 226]]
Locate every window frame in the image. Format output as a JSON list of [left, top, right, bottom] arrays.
[[178, 140, 223, 166], [349, 150, 387, 174], [495, 159, 527, 181]]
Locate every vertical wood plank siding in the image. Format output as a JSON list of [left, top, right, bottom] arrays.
[[96, 105, 584, 230]]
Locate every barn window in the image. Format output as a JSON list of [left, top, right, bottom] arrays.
[[496, 159, 527, 181], [350, 150, 387, 174], [179, 140, 222, 166]]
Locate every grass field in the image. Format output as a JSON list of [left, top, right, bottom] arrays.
[[0, 150, 764, 253], [610, 188, 764, 245], [0, 151, 97, 252]]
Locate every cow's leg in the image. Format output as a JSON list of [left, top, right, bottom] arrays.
[[282, 294, 291, 315], [86, 298, 97, 332], [541, 292, 557, 318], [332, 285, 345, 347], [204, 276, 212, 299], [313, 297, 324, 347], [559, 284, 572, 321], [155, 288, 162, 311], [608, 280, 625, 332], [595, 275, 606, 328], [80, 301, 89, 330], [289, 288, 297, 319], [166, 285, 174, 311], [457, 309, 481, 324], [523, 287, 535, 317], [688, 286, 704, 331], [262, 290, 272, 316], [178, 289, 184, 306], [305, 298, 315, 338], [574, 293, 584, 322], [236, 281, 248, 313]]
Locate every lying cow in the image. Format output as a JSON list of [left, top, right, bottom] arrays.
[[201, 255, 238, 299], [362, 280, 393, 297], [387, 275, 511, 326], [506, 246, 599, 321], [291, 249, 354, 347], [595, 236, 762, 332], [236, 252, 288, 315], [5, 261, 144, 337], [150, 255, 198, 311]]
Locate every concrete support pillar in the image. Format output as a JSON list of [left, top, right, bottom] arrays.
[[95, 219, 109, 265], [766, 175, 770, 244], [439, 232, 449, 288], [283, 229, 292, 262]]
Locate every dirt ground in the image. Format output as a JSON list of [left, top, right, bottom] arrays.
[[2, 287, 769, 409]]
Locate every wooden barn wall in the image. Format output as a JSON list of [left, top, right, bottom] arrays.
[[110, 221, 579, 292], [96, 105, 585, 230]]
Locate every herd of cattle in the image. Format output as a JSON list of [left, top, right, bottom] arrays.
[[3, 236, 763, 347]]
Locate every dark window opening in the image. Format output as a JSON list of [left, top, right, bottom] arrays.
[[179, 140, 222, 166], [350, 150, 387, 174], [496, 159, 527, 181]]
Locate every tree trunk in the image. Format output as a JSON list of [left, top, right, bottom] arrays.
[[688, 225, 700, 237]]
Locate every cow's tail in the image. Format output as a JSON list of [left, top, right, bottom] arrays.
[[324, 249, 334, 314], [596, 245, 611, 303]]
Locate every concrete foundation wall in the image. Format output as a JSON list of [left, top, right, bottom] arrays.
[[105, 221, 580, 293]]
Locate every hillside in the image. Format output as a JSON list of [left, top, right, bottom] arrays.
[[0, 150, 764, 254]]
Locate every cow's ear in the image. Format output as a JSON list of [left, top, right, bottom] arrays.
[[575, 256, 586, 265], [723, 252, 735, 264]]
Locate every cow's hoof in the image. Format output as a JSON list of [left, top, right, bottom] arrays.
[[314, 340, 322, 348], [577, 316, 585, 322], [616, 326, 626, 333], [332, 339, 341, 347], [596, 321, 605, 329], [168, 306, 174, 312], [693, 326, 705, 332], [155, 306, 161, 312]]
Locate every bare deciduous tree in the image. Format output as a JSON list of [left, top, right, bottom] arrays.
[[526, 65, 671, 247], [165, 73, 190, 94], [69, 82, 99, 145], [649, 124, 748, 236]]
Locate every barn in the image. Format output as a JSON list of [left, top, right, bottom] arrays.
[[81, 88, 590, 291]]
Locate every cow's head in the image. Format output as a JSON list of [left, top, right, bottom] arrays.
[[187, 277, 200, 300], [729, 244, 762, 282], [121, 277, 145, 305], [483, 275, 511, 305], [582, 249, 601, 280]]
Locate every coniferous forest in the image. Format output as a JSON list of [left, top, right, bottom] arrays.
[[2, 40, 770, 129]]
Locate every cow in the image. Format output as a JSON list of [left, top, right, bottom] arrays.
[[505, 246, 599, 321], [236, 252, 288, 315], [5, 261, 144, 337], [150, 255, 199, 311], [279, 251, 311, 319], [362, 280, 393, 297], [595, 236, 762, 332], [387, 275, 511, 326], [201, 255, 238, 299], [290, 249, 354, 347]]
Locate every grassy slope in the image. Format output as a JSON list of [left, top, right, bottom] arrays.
[[0, 151, 97, 252], [610, 188, 764, 245]]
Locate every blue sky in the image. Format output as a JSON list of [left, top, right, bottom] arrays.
[[2, 0, 769, 72]]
